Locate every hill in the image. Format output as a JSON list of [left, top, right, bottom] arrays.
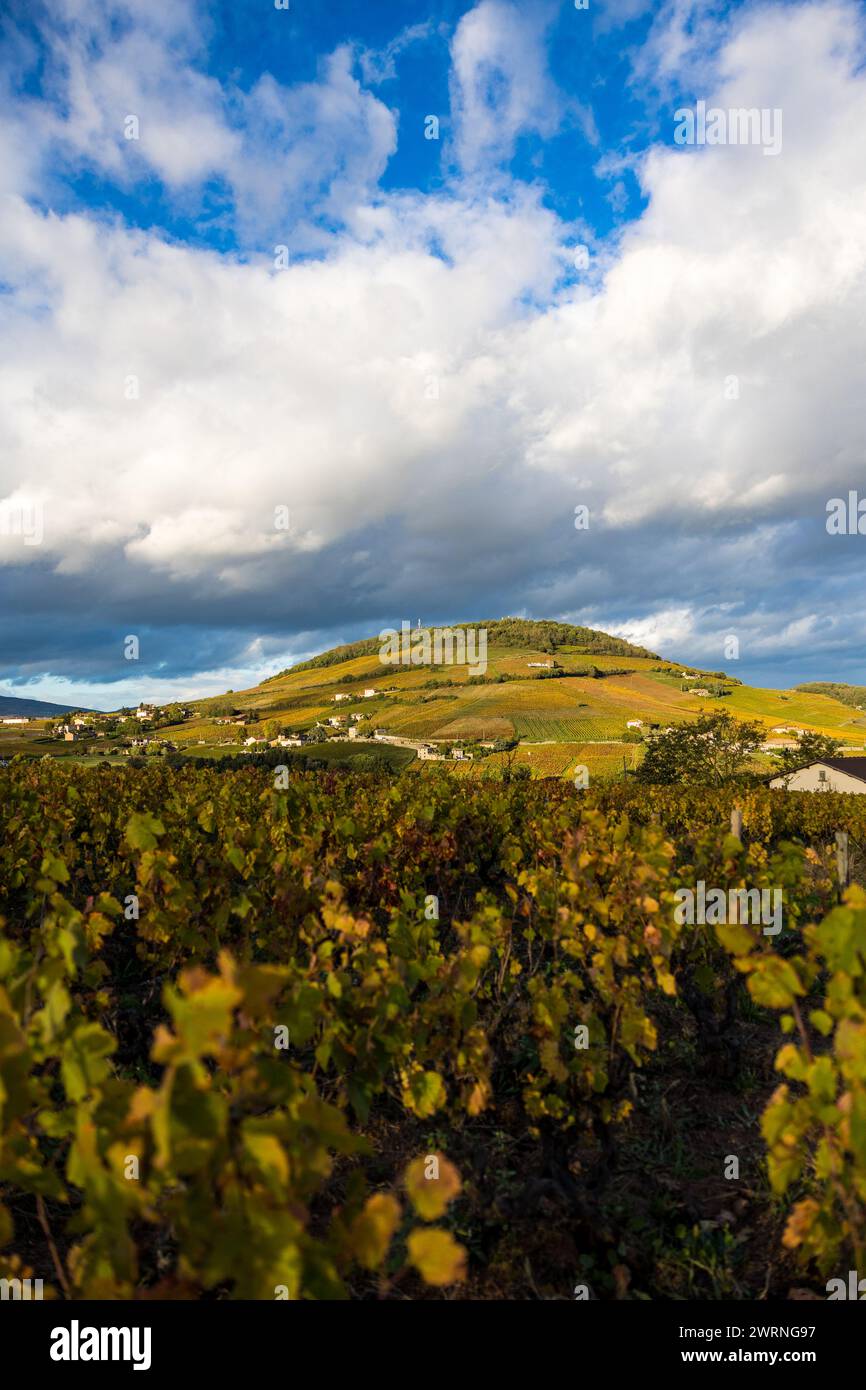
[[138, 617, 866, 780], [7, 618, 866, 780], [273, 618, 657, 678], [795, 682, 866, 712], [0, 693, 94, 717]]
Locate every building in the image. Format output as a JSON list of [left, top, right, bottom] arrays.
[[692, 688, 711, 697], [769, 758, 866, 793], [333, 693, 350, 703], [626, 720, 643, 728], [135, 706, 153, 720], [418, 744, 443, 760], [451, 747, 473, 761], [362, 688, 378, 698], [1, 716, 29, 725], [527, 660, 555, 669]]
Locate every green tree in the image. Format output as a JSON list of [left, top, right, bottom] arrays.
[[635, 711, 764, 786], [772, 732, 843, 784]]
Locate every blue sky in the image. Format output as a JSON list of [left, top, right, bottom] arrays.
[[1, 0, 866, 707]]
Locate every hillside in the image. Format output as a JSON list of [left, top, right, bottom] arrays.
[[142, 618, 866, 779], [9, 620, 865, 779]]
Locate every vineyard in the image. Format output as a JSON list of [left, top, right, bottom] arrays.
[[1, 760, 866, 1300]]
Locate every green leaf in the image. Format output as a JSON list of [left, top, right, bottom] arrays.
[[124, 812, 165, 851], [61, 1022, 116, 1101]]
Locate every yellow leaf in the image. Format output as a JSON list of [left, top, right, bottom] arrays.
[[351, 1193, 401, 1270], [403, 1154, 461, 1220], [407, 1228, 467, 1286]]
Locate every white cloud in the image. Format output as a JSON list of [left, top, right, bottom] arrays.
[[448, 0, 596, 174], [1, 1, 397, 243]]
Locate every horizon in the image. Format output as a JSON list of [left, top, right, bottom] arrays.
[[2, 0, 866, 703]]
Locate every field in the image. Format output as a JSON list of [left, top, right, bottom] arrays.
[[3, 759, 866, 1302]]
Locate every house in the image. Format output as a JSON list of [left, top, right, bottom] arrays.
[[418, 744, 443, 760], [333, 693, 350, 703], [527, 660, 555, 669], [626, 720, 643, 729], [135, 706, 153, 721], [769, 758, 866, 793], [692, 688, 711, 697], [362, 688, 378, 698], [451, 747, 473, 761], [348, 726, 358, 740], [1, 716, 29, 725], [327, 715, 347, 727]]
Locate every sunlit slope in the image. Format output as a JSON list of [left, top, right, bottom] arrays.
[[163, 626, 865, 754]]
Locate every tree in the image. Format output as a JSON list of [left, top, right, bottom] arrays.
[[772, 732, 843, 784], [635, 711, 764, 786]]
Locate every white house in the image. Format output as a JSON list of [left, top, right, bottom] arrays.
[[135, 706, 153, 720], [333, 693, 350, 703], [362, 688, 378, 698], [692, 688, 711, 697], [626, 720, 643, 729], [1, 716, 29, 725], [770, 758, 866, 794], [527, 661, 555, 669]]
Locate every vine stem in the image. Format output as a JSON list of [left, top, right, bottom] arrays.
[[36, 1195, 71, 1300]]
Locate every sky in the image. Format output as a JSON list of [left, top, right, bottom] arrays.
[[1, 0, 865, 709]]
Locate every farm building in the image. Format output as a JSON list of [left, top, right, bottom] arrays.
[[769, 758, 866, 793]]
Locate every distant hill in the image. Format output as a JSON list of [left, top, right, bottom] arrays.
[[795, 682, 866, 710], [0, 694, 94, 717]]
